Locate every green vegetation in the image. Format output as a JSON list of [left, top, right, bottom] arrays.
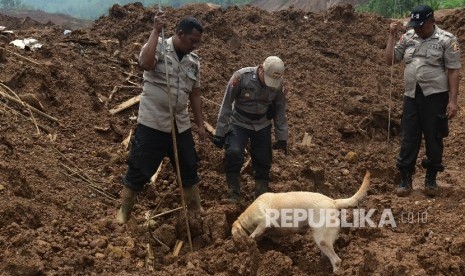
[[0, 0, 251, 20], [356, 0, 465, 18]]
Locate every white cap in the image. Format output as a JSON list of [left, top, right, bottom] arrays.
[[263, 56, 284, 89]]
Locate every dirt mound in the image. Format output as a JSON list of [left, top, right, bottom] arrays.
[[250, 0, 367, 12], [0, 8, 91, 30], [0, 12, 43, 30], [1, 3, 465, 275]]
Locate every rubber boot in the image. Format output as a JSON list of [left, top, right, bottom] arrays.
[[226, 173, 240, 203], [254, 179, 269, 198], [183, 185, 203, 212], [424, 169, 439, 196], [116, 186, 137, 224], [396, 169, 412, 197]]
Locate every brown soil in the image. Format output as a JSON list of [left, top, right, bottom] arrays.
[[1, 3, 465, 275], [0, 8, 91, 30], [251, 0, 367, 12]]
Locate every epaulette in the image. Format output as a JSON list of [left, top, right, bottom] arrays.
[[189, 51, 200, 59]]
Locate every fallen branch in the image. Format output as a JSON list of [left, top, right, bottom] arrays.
[[0, 86, 59, 123], [0, 84, 40, 134], [149, 207, 183, 220], [0, 101, 52, 133], [201, 96, 221, 107], [108, 85, 141, 102], [109, 95, 140, 115]]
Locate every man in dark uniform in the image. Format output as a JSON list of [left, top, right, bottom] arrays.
[[385, 5, 461, 196], [213, 56, 288, 202]]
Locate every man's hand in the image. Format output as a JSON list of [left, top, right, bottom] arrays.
[[389, 21, 401, 35], [213, 135, 225, 149], [447, 101, 458, 119], [273, 140, 288, 155], [153, 11, 166, 33], [197, 127, 207, 143]]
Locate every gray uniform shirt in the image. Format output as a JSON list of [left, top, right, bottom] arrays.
[[138, 37, 201, 133], [216, 67, 288, 141], [394, 26, 461, 97]]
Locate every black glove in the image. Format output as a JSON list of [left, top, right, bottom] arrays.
[[273, 140, 288, 155], [213, 135, 226, 148]]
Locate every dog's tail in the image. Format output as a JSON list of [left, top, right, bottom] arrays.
[[334, 171, 370, 209]]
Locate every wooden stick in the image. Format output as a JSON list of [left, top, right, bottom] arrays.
[[204, 121, 215, 135], [149, 207, 183, 220], [0, 101, 52, 133], [0, 46, 42, 66], [0, 85, 40, 134], [151, 235, 170, 251], [150, 161, 164, 184], [109, 95, 140, 115], [145, 243, 155, 271], [201, 96, 221, 107], [121, 129, 132, 150], [241, 157, 251, 174], [108, 85, 141, 102], [172, 240, 184, 257], [0, 88, 58, 123]]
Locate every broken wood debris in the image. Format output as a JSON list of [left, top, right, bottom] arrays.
[[109, 95, 140, 115], [172, 240, 184, 257], [0, 84, 59, 123]]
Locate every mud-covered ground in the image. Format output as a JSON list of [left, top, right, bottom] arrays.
[[1, 3, 465, 275]]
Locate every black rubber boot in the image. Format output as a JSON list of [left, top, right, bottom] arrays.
[[424, 169, 439, 196], [116, 186, 137, 224], [254, 179, 269, 198], [396, 169, 412, 197], [226, 173, 240, 203], [183, 185, 203, 212]]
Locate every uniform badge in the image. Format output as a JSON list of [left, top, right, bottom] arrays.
[[229, 74, 240, 88], [451, 42, 460, 52]]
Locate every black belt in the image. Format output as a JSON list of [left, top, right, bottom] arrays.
[[235, 107, 266, 121]]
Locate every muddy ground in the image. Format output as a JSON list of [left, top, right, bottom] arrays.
[[1, 3, 465, 275]]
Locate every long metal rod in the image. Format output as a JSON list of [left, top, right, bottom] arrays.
[[158, 0, 193, 252]]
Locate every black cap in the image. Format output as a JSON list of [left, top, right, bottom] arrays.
[[407, 5, 434, 28]]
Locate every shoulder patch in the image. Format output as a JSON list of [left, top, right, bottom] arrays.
[[451, 41, 460, 52], [229, 73, 240, 88]]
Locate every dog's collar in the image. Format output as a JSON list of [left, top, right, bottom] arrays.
[[238, 219, 252, 236]]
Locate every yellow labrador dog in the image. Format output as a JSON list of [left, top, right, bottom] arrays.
[[231, 171, 370, 272]]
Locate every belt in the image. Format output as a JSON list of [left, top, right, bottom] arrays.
[[235, 107, 266, 121]]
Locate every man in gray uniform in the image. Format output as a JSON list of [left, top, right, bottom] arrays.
[[386, 5, 461, 197], [117, 13, 207, 223], [213, 56, 288, 202]]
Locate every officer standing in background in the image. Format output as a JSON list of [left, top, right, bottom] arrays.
[[213, 56, 289, 203], [385, 5, 461, 197]]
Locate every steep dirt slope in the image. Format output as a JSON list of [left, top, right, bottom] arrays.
[[251, 0, 367, 12], [1, 3, 465, 275]]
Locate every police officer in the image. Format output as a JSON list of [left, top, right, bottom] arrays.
[[213, 56, 289, 202], [117, 14, 207, 223], [386, 5, 461, 197]]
